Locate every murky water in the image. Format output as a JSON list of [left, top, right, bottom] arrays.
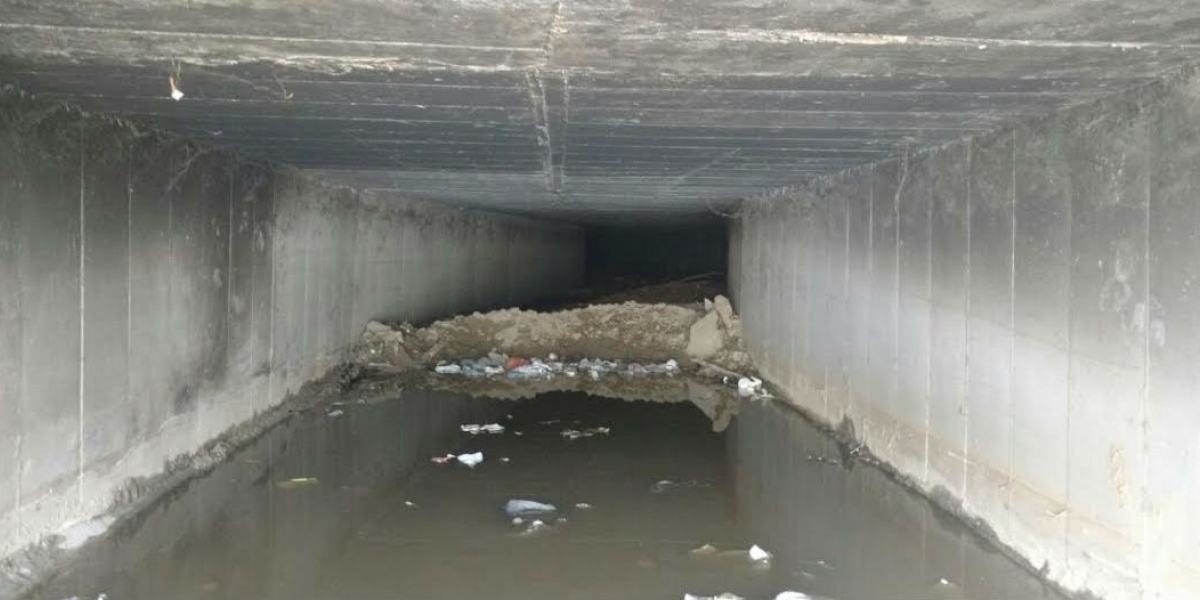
[[29, 390, 1062, 600]]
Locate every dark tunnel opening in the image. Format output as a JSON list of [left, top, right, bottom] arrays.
[[580, 222, 729, 303]]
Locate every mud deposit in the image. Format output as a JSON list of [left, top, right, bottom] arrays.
[[353, 295, 752, 376], [24, 388, 1063, 600]]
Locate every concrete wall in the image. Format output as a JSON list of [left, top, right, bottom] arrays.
[[730, 67, 1200, 599], [0, 93, 584, 560]]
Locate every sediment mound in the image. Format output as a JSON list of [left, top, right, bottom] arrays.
[[354, 295, 752, 375]]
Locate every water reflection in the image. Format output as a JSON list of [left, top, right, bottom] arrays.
[[729, 399, 1062, 600], [30, 389, 505, 600], [28, 390, 1060, 600]]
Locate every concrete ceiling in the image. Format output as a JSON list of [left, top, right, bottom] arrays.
[[2, 0, 1199, 224]]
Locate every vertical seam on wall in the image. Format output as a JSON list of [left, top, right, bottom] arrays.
[[225, 163, 233, 386], [267, 175, 276, 408], [77, 125, 85, 504], [963, 141, 973, 501], [125, 144, 132, 466], [1008, 129, 1018, 524], [866, 164, 875, 441], [15, 156, 24, 521], [895, 153, 904, 458], [843, 176, 851, 423], [1064, 136, 1074, 580], [302, 181, 312, 376], [1138, 105, 1152, 594], [844, 175, 854, 422], [167, 149, 175, 406], [924, 151, 934, 484], [824, 187, 832, 420], [1062, 122, 1074, 574], [247, 172, 257, 412], [788, 202, 796, 389]]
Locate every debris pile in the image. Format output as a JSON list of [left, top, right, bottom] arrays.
[[354, 295, 753, 377]]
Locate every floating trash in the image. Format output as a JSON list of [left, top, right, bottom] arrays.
[[517, 519, 551, 537], [774, 593, 813, 600], [275, 477, 319, 490], [505, 499, 557, 518], [737, 376, 763, 397], [429, 355, 681, 381], [650, 479, 709, 494], [561, 426, 611, 440], [461, 423, 505, 435], [456, 452, 484, 468]]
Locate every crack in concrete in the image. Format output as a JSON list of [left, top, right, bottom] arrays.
[[0, 22, 543, 53], [555, 69, 569, 196], [540, 1, 567, 63], [677, 29, 1200, 51], [523, 70, 555, 198]]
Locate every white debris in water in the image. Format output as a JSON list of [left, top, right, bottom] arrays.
[[456, 452, 484, 468], [561, 426, 611, 440], [650, 479, 709, 494], [431, 454, 455, 464], [404, 501, 418, 508], [737, 376, 764, 397], [169, 76, 184, 101], [56, 516, 115, 550], [327, 409, 345, 418], [774, 592, 813, 600], [651, 479, 677, 493], [500, 457, 511, 463], [434, 363, 463, 374], [574, 503, 593, 510], [749, 544, 773, 563], [505, 499, 557, 517], [518, 519, 550, 537], [461, 423, 505, 434], [684, 593, 744, 600]]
